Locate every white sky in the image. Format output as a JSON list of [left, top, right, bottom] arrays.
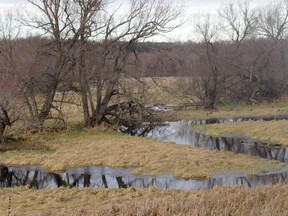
[[0, 0, 275, 9], [0, 0, 281, 41]]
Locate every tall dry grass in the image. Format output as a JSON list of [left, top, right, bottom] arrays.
[[0, 185, 287, 215], [196, 120, 288, 146], [0, 128, 285, 179]]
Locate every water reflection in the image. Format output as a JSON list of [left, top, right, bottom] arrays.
[[147, 121, 288, 163], [0, 165, 288, 190], [187, 114, 288, 125]]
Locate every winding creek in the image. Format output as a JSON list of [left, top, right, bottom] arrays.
[[147, 120, 288, 163], [1, 165, 288, 190], [1, 114, 288, 190]]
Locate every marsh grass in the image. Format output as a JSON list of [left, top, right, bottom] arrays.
[[0, 80, 288, 215], [0, 126, 285, 179], [195, 120, 288, 147], [0, 137, 54, 153], [158, 96, 288, 121], [0, 185, 287, 215]]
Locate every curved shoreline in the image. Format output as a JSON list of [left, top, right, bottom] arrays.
[[1, 165, 288, 190], [148, 116, 288, 163]]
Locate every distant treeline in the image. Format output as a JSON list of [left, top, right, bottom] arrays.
[[0, 0, 288, 141]]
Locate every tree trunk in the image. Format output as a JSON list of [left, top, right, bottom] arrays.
[[79, 34, 92, 127], [92, 81, 116, 126], [0, 121, 5, 143], [38, 89, 57, 127]]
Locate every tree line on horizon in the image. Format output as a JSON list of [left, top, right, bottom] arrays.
[[0, 0, 287, 142]]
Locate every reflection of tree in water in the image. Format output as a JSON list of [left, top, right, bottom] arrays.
[[0, 165, 12, 187], [0, 165, 60, 189], [0, 165, 41, 188], [147, 121, 288, 163], [1, 165, 288, 190], [0, 166, 130, 189], [187, 114, 288, 125]]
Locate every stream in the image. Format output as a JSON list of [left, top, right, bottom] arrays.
[[147, 121, 288, 163], [1, 165, 288, 190], [1, 114, 288, 190]]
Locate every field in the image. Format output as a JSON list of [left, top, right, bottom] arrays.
[[1, 0, 288, 213], [1, 186, 288, 215], [1, 81, 288, 215]]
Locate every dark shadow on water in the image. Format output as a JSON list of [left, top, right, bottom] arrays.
[[1, 165, 288, 190]]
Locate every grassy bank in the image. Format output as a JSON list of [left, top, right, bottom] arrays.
[[0, 127, 285, 179], [158, 96, 288, 147], [0, 185, 287, 215], [194, 120, 288, 147], [157, 97, 288, 121], [1, 89, 288, 215]]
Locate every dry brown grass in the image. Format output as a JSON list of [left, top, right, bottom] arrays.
[[158, 96, 288, 121], [0, 127, 285, 179], [3, 83, 287, 179], [141, 77, 188, 104], [195, 120, 288, 147], [1, 79, 288, 215], [0, 185, 287, 215]]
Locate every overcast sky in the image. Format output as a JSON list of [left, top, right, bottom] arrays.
[[0, 0, 277, 13], [0, 0, 281, 41]]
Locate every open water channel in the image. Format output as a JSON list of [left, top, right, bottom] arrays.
[[1, 114, 288, 190]]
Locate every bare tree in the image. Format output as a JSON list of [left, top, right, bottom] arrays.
[[257, 0, 288, 40], [71, 0, 181, 127], [218, 1, 258, 45], [22, 0, 181, 131], [184, 1, 288, 107], [0, 13, 22, 142], [256, 0, 288, 96], [233, 0, 288, 101], [218, 1, 259, 102], [191, 14, 228, 109], [22, 0, 89, 129]]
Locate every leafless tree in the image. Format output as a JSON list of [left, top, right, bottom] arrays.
[[22, 0, 181, 131], [257, 0, 288, 40], [70, 0, 181, 128], [218, 1, 258, 45], [182, 1, 288, 108], [232, 0, 288, 101], [256, 0, 288, 96], [190, 14, 228, 109], [0, 13, 22, 142], [22, 0, 91, 129]]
